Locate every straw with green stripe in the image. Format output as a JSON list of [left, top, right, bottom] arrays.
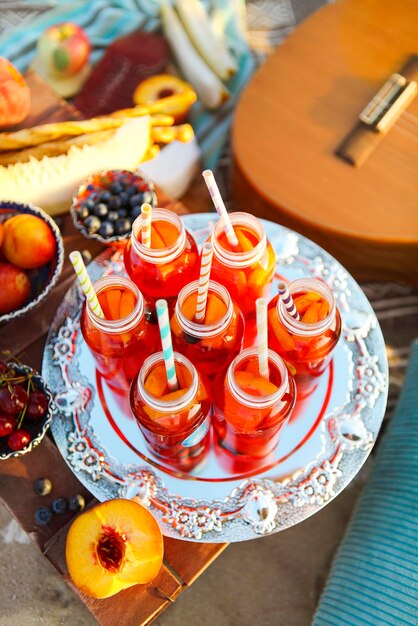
[[69, 251, 104, 318], [156, 299, 178, 391]]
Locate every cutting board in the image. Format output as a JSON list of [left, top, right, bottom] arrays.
[[232, 0, 418, 285]]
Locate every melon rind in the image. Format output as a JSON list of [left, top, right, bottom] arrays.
[[0, 116, 151, 215]]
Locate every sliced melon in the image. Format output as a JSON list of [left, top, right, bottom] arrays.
[[0, 117, 151, 215]]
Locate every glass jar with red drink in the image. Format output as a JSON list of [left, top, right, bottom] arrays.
[[267, 278, 342, 398], [209, 212, 276, 317], [130, 352, 211, 472], [170, 280, 245, 379], [212, 347, 296, 472], [124, 208, 199, 309], [80, 275, 159, 393]]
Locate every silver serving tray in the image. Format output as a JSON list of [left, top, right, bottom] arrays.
[[43, 214, 388, 542]]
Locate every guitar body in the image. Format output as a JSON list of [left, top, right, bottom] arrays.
[[232, 0, 418, 285]]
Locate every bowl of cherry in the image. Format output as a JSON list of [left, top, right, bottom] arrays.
[[70, 169, 157, 245], [0, 360, 54, 459]]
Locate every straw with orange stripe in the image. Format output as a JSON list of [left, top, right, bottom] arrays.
[[141, 202, 152, 247], [194, 242, 214, 322]]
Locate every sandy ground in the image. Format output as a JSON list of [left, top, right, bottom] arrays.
[[0, 461, 369, 626]]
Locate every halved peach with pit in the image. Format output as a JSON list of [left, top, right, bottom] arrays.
[[65, 499, 163, 598], [133, 74, 197, 123]]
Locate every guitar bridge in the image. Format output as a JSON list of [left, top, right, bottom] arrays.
[[359, 72, 417, 133]]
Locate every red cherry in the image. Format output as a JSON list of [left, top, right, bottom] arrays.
[[0, 385, 27, 415], [7, 429, 31, 451], [26, 391, 48, 420], [0, 414, 16, 437]]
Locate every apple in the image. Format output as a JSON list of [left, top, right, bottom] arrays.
[[0, 263, 30, 314], [0, 58, 31, 128], [37, 22, 90, 78], [2, 214, 56, 269], [66, 499, 163, 598]]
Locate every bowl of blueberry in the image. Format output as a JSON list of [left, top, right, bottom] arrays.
[[0, 359, 54, 459], [70, 169, 157, 244]]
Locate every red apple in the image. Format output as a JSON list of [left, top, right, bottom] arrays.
[[0, 263, 30, 314], [0, 58, 30, 128], [2, 214, 56, 269], [37, 22, 90, 78]]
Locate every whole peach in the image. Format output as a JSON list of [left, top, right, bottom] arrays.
[[2, 214, 56, 269], [0, 263, 31, 314], [0, 223, 4, 247], [37, 22, 90, 78], [0, 58, 31, 128]]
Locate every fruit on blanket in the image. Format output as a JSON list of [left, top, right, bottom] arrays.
[[0, 263, 30, 314], [2, 214, 56, 269], [0, 58, 31, 128], [160, 0, 229, 109], [133, 74, 197, 122], [37, 22, 90, 78], [0, 223, 4, 247], [66, 499, 163, 598]]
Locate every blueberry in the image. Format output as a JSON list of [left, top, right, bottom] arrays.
[[68, 494, 86, 512], [33, 478, 52, 497], [76, 205, 90, 220], [115, 218, 131, 236], [110, 181, 123, 194], [118, 191, 129, 207], [84, 198, 95, 210], [93, 202, 109, 218], [86, 184, 94, 192], [125, 185, 136, 197], [83, 215, 101, 234], [35, 506, 52, 526], [183, 332, 201, 344], [108, 211, 119, 223], [51, 497, 68, 514], [98, 221, 115, 238], [117, 208, 128, 219], [108, 195, 122, 210], [130, 205, 142, 220], [145, 307, 158, 325], [99, 190, 111, 203], [129, 193, 143, 208]]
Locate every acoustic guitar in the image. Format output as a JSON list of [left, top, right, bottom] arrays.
[[232, 0, 418, 285]]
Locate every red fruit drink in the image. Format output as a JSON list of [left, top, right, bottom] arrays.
[[209, 212, 276, 318], [267, 278, 341, 398], [170, 280, 244, 379], [124, 208, 199, 310], [130, 353, 211, 471], [80, 276, 159, 393], [212, 348, 296, 472]]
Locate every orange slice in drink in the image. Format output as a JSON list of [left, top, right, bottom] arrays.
[[236, 228, 254, 253], [294, 291, 321, 314], [235, 371, 279, 397], [119, 290, 136, 319], [144, 364, 168, 398], [302, 302, 321, 323], [204, 293, 228, 324], [268, 308, 296, 351]]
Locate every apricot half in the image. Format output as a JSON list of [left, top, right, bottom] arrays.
[[66, 499, 163, 599], [133, 74, 197, 122]]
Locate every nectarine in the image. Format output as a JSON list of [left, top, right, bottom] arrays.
[[0, 58, 31, 128], [133, 74, 197, 123], [0, 262, 30, 314], [66, 499, 163, 598], [2, 214, 56, 269]]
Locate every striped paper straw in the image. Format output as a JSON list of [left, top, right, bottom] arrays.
[[256, 298, 269, 379], [277, 280, 300, 320], [141, 203, 152, 247], [194, 242, 214, 322], [202, 169, 239, 247], [69, 251, 104, 318], [156, 299, 178, 391]]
